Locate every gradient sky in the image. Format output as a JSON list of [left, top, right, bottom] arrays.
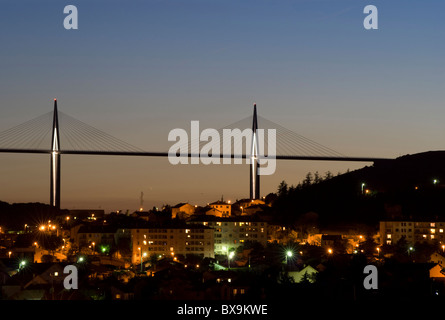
[[0, 0, 444, 212]]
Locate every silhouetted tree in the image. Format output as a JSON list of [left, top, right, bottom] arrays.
[[314, 171, 322, 184], [42, 234, 63, 257], [116, 238, 132, 258], [360, 236, 379, 256], [277, 181, 288, 197], [303, 172, 313, 187], [324, 171, 334, 180], [393, 236, 411, 262]]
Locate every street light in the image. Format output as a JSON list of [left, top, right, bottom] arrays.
[[285, 250, 293, 265], [141, 252, 147, 272], [19, 260, 26, 271], [228, 251, 235, 269], [361, 183, 366, 194]]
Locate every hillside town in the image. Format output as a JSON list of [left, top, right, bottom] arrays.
[[2, 185, 445, 302]]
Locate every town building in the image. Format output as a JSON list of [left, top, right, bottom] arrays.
[[171, 203, 196, 219], [379, 220, 445, 246], [130, 224, 214, 264], [430, 252, 445, 266], [72, 225, 118, 249], [187, 216, 268, 255], [288, 265, 319, 283], [208, 201, 231, 217], [67, 209, 105, 221]]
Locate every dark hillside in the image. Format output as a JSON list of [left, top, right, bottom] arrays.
[[272, 151, 445, 227]]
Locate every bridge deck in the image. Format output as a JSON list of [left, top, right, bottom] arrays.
[[0, 148, 392, 162]]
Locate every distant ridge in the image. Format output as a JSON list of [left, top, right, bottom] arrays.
[[272, 151, 445, 227]]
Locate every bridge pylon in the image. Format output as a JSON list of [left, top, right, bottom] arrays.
[[250, 103, 260, 200], [50, 99, 61, 209]]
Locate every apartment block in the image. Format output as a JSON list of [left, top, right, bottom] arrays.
[[380, 220, 445, 246], [131, 225, 214, 264], [188, 216, 268, 255]]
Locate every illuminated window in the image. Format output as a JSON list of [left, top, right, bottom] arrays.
[[440, 229, 444, 233], [431, 223, 436, 227], [431, 229, 436, 234], [387, 234, 391, 239]]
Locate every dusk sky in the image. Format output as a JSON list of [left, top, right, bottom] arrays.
[[0, 0, 444, 212]]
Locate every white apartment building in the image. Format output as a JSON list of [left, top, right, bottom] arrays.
[[188, 216, 268, 255], [380, 220, 445, 246], [131, 225, 214, 264]]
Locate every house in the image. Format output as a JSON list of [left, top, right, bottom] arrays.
[[242, 204, 270, 216], [67, 209, 105, 222], [429, 263, 445, 280], [233, 199, 266, 211], [208, 201, 231, 217], [202, 270, 251, 300], [288, 265, 318, 283], [23, 263, 66, 288], [110, 283, 135, 300], [1, 263, 67, 300], [172, 203, 196, 219], [321, 234, 343, 249], [430, 252, 445, 266]]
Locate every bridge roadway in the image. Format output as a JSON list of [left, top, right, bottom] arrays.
[[0, 148, 392, 163]]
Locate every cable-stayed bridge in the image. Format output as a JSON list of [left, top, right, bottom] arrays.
[[0, 100, 392, 209]]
